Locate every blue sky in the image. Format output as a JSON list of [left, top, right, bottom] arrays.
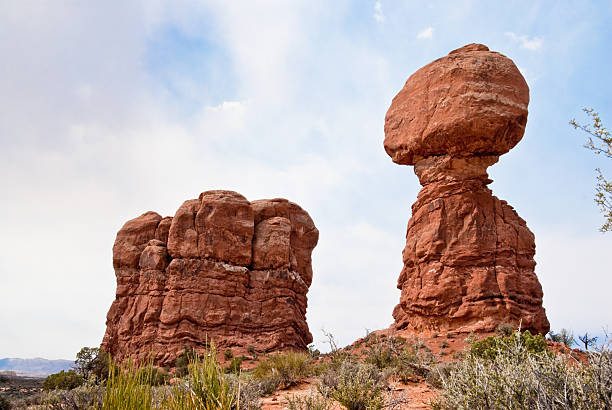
[[1, 1, 611, 359]]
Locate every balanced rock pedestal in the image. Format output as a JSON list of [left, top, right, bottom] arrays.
[[385, 44, 549, 334], [102, 191, 318, 366]]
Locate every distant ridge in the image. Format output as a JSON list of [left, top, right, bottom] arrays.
[[0, 358, 73, 377]]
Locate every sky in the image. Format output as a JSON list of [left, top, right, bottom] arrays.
[[1, 1, 611, 360]]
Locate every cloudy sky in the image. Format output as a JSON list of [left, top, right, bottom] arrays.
[[1, 1, 611, 360]]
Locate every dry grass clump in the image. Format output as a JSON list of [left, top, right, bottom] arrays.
[[252, 350, 313, 394]]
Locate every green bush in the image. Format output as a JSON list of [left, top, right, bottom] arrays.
[[0, 375, 8, 383], [224, 349, 234, 360], [225, 356, 244, 374], [252, 350, 312, 389], [470, 330, 549, 360], [43, 370, 84, 391], [74, 347, 110, 381], [174, 346, 197, 377], [318, 361, 385, 410]]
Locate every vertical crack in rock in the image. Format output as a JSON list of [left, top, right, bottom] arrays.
[[385, 44, 549, 335], [102, 191, 319, 366]]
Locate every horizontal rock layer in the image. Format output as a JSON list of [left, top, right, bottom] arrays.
[[102, 191, 318, 366]]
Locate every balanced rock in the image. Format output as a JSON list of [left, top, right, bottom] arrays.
[[102, 191, 318, 366], [385, 44, 549, 334]]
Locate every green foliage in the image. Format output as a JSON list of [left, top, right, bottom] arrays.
[[318, 361, 384, 410], [224, 349, 234, 360], [549, 328, 575, 347], [174, 346, 197, 377], [74, 347, 111, 382], [0, 375, 8, 383], [102, 360, 155, 410], [363, 334, 397, 370], [435, 335, 612, 409], [42, 370, 84, 391], [225, 356, 244, 374], [162, 349, 238, 410], [571, 108, 612, 231], [252, 351, 312, 389], [470, 330, 549, 360]]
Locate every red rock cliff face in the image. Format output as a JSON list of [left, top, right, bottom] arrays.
[[385, 44, 549, 334], [102, 190, 319, 366]]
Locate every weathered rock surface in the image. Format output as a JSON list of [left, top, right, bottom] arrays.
[[102, 191, 318, 366], [386, 44, 549, 334]]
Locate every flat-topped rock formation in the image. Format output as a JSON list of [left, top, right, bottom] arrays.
[[102, 190, 319, 366], [385, 44, 550, 334]]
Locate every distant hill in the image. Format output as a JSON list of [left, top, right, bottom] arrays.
[[0, 358, 73, 377]]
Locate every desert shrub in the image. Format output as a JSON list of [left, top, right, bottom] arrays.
[[495, 322, 516, 337], [227, 375, 262, 410], [470, 330, 549, 360], [43, 370, 84, 391], [549, 328, 575, 347], [0, 375, 8, 383], [425, 363, 455, 389], [255, 375, 281, 396], [392, 341, 437, 383], [286, 389, 331, 410], [225, 356, 244, 374], [319, 361, 385, 410], [440, 341, 449, 349], [363, 333, 406, 370], [174, 346, 198, 377], [0, 395, 9, 410], [252, 351, 312, 388], [31, 379, 103, 409], [435, 335, 612, 409], [224, 349, 234, 360]]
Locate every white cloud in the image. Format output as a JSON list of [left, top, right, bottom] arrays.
[[374, 1, 385, 23], [417, 26, 434, 39], [505, 31, 543, 51]]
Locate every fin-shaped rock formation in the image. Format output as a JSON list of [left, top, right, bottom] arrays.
[[101, 190, 318, 366], [385, 44, 549, 334]]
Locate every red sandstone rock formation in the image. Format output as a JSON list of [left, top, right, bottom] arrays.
[[102, 191, 318, 366], [385, 44, 549, 334]]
